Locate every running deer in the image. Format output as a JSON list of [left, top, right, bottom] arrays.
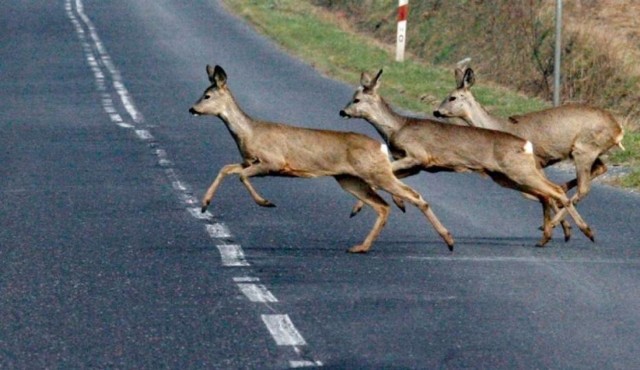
[[340, 69, 594, 247], [188, 65, 454, 253], [434, 67, 625, 211]]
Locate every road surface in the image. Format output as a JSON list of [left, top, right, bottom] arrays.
[[1, 0, 639, 368]]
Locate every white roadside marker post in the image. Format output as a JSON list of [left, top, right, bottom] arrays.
[[396, 0, 409, 62]]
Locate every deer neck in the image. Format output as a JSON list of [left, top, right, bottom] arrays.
[[465, 100, 505, 131], [364, 98, 406, 144], [216, 94, 255, 142]]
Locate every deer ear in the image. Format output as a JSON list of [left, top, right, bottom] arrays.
[[455, 67, 465, 89], [214, 65, 228, 87], [360, 72, 372, 88], [207, 65, 227, 87], [206, 65, 216, 82], [371, 69, 383, 91], [462, 68, 475, 89]]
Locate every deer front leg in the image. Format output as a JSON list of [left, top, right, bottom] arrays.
[[237, 163, 277, 208], [561, 157, 607, 193], [202, 164, 243, 212], [201, 163, 274, 213]]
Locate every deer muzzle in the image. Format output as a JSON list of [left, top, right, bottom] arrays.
[[189, 107, 201, 116]]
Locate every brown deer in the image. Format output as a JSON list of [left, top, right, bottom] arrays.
[[434, 67, 625, 211], [188, 65, 454, 253], [340, 69, 594, 247]]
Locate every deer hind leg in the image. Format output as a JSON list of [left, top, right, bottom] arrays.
[[524, 173, 595, 243], [489, 172, 556, 246], [373, 175, 454, 251], [550, 200, 572, 242], [524, 191, 572, 242], [350, 190, 406, 218], [349, 160, 420, 218], [535, 196, 554, 247], [335, 175, 390, 254]]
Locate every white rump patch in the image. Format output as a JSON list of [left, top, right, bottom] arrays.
[[616, 131, 625, 151], [380, 144, 389, 156], [523, 141, 534, 154]]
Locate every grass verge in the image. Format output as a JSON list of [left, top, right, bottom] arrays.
[[222, 0, 639, 190]]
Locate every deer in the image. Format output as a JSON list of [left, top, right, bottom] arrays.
[[434, 67, 625, 214], [188, 64, 455, 253], [339, 69, 595, 247]]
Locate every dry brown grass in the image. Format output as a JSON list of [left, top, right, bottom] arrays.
[[313, 0, 640, 129]]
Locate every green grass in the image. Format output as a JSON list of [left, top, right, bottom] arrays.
[[222, 0, 546, 115], [222, 0, 640, 189], [609, 131, 640, 188]]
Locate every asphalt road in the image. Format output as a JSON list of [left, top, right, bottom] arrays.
[[1, 1, 640, 368]]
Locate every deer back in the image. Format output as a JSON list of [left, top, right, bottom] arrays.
[[505, 104, 624, 165], [250, 122, 391, 178], [394, 118, 534, 174]]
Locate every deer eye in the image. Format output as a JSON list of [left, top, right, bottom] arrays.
[[204, 94, 211, 100], [353, 99, 361, 104], [448, 96, 457, 102]]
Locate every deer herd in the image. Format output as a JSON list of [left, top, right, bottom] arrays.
[[189, 63, 624, 254]]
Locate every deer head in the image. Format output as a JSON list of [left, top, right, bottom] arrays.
[[433, 67, 477, 122], [189, 65, 232, 117], [339, 69, 384, 120]]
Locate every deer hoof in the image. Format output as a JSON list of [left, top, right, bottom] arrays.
[[561, 222, 572, 242], [201, 199, 211, 213], [347, 245, 370, 254], [585, 227, 595, 243], [392, 196, 406, 213], [536, 238, 551, 248], [443, 232, 455, 251], [258, 200, 276, 208], [350, 201, 365, 218]]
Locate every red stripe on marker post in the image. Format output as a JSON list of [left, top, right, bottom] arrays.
[[396, 0, 409, 62], [398, 3, 409, 22]]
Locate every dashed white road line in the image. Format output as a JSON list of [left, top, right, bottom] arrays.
[[187, 207, 213, 220], [134, 129, 154, 141], [216, 244, 250, 267], [261, 314, 307, 346], [290, 360, 324, 368], [205, 223, 232, 239], [66, 0, 320, 365], [237, 283, 279, 303]]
